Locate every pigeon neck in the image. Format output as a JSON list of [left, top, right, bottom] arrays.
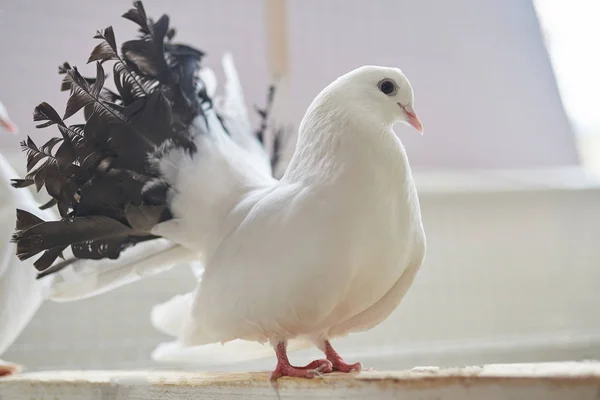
[[282, 101, 411, 186]]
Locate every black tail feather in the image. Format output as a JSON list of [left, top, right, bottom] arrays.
[[12, 209, 163, 263], [253, 85, 292, 170], [12, 1, 281, 278], [15, 209, 44, 231], [12, 1, 205, 273], [36, 256, 78, 279], [34, 246, 68, 272]]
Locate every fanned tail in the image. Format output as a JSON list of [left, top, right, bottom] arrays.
[[47, 241, 197, 301], [11, 1, 284, 279]]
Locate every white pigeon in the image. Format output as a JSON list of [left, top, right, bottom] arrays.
[[0, 103, 17, 134], [154, 65, 425, 379], [12, 2, 425, 379], [0, 102, 50, 376]]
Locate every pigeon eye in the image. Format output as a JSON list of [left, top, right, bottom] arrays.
[[378, 79, 397, 96]]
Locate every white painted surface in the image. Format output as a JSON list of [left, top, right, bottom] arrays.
[[3, 164, 600, 372], [1, 362, 599, 399]]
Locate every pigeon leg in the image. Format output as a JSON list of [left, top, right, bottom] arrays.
[[320, 340, 362, 373], [270, 341, 332, 380]]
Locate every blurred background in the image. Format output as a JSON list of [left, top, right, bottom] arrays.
[[1, 0, 599, 371]]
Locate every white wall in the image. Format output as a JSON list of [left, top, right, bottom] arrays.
[[0, 0, 578, 169], [4, 168, 600, 371]]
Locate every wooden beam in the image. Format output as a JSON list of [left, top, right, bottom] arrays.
[[1, 362, 600, 399], [265, 0, 289, 78]]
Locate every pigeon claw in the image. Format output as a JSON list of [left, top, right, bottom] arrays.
[[270, 359, 333, 380], [331, 360, 362, 373], [323, 340, 362, 373]]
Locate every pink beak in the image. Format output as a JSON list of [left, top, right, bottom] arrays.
[[400, 104, 423, 134], [0, 118, 17, 134]]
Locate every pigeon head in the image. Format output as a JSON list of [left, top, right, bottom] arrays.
[[332, 66, 423, 134], [0, 102, 18, 134]]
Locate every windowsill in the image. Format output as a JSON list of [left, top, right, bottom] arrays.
[[413, 166, 600, 194], [1, 362, 599, 399]]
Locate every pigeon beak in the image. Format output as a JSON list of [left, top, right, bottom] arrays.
[[0, 117, 18, 134], [402, 105, 423, 135]]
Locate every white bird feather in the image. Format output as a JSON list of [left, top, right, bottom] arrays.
[[149, 53, 287, 365]]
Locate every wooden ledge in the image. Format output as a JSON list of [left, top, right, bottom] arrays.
[[1, 362, 600, 399]]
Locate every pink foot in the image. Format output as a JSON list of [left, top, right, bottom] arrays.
[[270, 342, 333, 380], [324, 340, 362, 373], [0, 363, 21, 377], [271, 359, 332, 380]]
